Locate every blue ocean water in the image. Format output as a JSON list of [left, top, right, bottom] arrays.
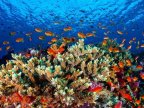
[[0, 0, 144, 58]]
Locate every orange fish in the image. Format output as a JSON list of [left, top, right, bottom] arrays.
[[48, 41, 53, 44], [117, 30, 123, 35], [127, 45, 132, 50], [136, 65, 143, 70], [78, 32, 86, 38], [108, 46, 113, 52], [3, 41, 9, 45], [62, 37, 71, 43], [112, 65, 120, 72], [122, 39, 126, 43], [6, 46, 11, 50], [119, 43, 124, 47], [70, 37, 76, 42], [38, 36, 45, 40], [133, 77, 138, 82], [45, 31, 54, 36], [118, 61, 124, 68], [126, 76, 132, 82], [0, 48, 2, 51], [135, 100, 140, 105], [51, 38, 57, 43], [114, 101, 122, 108], [126, 59, 132, 66], [35, 28, 42, 32], [140, 44, 144, 48], [140, 72, 144, 80], [86, 33, 95, 37], [89, 86, 103, 92], [16, 38, 24, 43], [104, 36, 109, 40], [64, 26, 72, 31], [9, 32, 16, 36], [141, 95, 144, 99], [102, 39, 107, 46], [62, 37, 76, 43], [113, 48, 120, 53], [26, 32, 32, 36]]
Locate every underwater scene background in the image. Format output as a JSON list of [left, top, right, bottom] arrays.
[[0, 0, 144, 58], [0, 0, 144, 108]]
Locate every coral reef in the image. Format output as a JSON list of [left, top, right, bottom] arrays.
[[0, 39, 143, 108]]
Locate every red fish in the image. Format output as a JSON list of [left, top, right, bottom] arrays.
[[40, 96, 49, 104], [0, 96, 6, 103], [89, 86, 103, 92], [25, 53, 31, 58], [11, 92, 23, 103], [119, 91, 132, 101], [114, 101, 122, 108], [47, 44, 65, 57]]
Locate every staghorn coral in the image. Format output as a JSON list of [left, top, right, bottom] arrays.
[[0, 39, 135, 107]]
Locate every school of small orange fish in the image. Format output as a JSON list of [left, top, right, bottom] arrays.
[[0, 21, 144, 108]]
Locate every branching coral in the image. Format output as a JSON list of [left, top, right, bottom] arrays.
[[0, 39, 138, 108]]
